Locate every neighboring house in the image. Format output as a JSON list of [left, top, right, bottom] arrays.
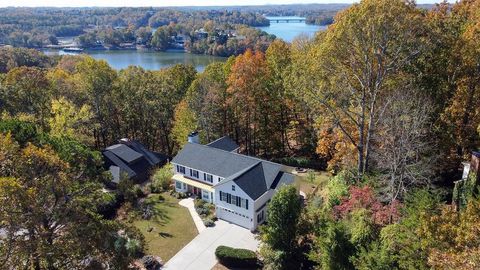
[[103, 139, 169, 185], [454, 151, 480, 209], [171, 132, 295, 231]]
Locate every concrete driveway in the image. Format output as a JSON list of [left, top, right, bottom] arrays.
[[163, 220, 259, 270]]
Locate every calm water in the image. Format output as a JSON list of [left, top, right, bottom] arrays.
[[44, 18, 322, 70], [44, 49, 226, 72], [258, 16, 326, 42]]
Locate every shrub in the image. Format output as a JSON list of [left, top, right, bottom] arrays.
[[203, 218, 215, 227], [150, 164, 173, 193], [215, 245, 258, 268], [141, 255, 162, 270], [194, 198, 205, 208], [173, 192, 189, 199], [141, 205, 154, 220], [133, 184, 145, 198], [196, 206, 210, 216]]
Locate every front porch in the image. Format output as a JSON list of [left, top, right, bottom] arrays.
[[173, 173, 215, 203]]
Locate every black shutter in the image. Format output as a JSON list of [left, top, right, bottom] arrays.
[[246, 199, 249, 210], [227, 193, 231, 204]]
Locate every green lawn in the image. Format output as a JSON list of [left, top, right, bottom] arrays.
[[131, 193, 198, 262], [294, 170, 330, 196]]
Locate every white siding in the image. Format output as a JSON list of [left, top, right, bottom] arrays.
[[171, 162, 222, 186], [214, 182, 255, 230], [253, 189, 275, 228]]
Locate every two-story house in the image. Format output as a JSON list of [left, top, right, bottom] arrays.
[[171, 132, 295, 231]]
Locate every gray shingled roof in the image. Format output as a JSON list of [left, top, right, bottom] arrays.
[[124, 140, 169, 166], [103, 151, 137, 180], [206, 136, 239, 152], [106, 144, 143, 164], [172, 142, 288, 200], [271, 171, 295, 190], [172, 143, 260, 177]]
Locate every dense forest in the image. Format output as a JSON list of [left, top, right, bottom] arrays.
[[1, 0, 480, 269]]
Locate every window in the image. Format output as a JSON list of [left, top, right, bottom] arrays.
[[219, 191, 249, 210], [236, 196, 241, 207], [257, 210, 264, 223], [220, 191, 227, 202], [202, 191, 209, 200], [232, 185, 235, 191], [176, 165, 185, 174], [204, 173, 213, 183], [241, 198, 247, 208], [175, 181, 182, 189], [190, 169, 199, 178], [219, 177, 224, 182]]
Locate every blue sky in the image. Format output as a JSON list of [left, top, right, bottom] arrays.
[[0, 0, 446, 7]]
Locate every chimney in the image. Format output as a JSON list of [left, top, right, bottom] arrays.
[[188, 131, 200, 144]]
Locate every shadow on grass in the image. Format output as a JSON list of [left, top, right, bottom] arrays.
[[158, 232, 173, 238], [137, 198, 174, 226]]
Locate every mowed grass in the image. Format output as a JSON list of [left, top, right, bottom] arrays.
[[294, 170, 330, 196], [132, 193, 198, 262]]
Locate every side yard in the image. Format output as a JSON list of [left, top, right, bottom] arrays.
[[293, 169, 330, 197]]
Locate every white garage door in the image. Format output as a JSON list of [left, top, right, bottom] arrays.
[[216, 207, 252, 230]]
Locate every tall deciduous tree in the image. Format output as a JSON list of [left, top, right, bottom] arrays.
[[299, 0, 424, 177], [172, 100, 198, 149]]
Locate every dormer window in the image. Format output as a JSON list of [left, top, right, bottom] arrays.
[[176, 165, 185, 174], [190, 169, 199, 178]]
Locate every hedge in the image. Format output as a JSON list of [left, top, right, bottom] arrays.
[[215, 245, 258, 268]]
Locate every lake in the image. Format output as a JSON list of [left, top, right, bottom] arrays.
[[43, 49, 226, 72], [258, 16, 326, 42], [45, 17, 324, 71]]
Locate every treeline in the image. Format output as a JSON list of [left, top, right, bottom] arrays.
[[0, 50, 196, 156], [182, 4, 349, 26], [0, 7, 269, 48]]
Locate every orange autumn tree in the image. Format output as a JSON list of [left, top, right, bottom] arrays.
[[227, 49, 280, 157]]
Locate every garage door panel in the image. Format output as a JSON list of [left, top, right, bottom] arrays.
[[217, 207, 251, 229]]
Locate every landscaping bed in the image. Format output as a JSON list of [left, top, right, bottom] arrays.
[[194, 198, 217, 227]]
